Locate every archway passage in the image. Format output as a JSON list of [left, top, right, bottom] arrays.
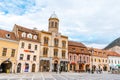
[[103, 65, 107, 71], [17, 63, 21, 73], [32, 64, 36, 72], [54, 60, 58, 72], [1, 60, 12, 73], [85, 64, 90, 72]]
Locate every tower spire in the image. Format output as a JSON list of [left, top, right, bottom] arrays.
[[48, 12, 59, 33]]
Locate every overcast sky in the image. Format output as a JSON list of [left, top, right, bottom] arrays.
[[0, 0, 120, 49]]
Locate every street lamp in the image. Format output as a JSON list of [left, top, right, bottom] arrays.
[[89, 47, 94, 73]]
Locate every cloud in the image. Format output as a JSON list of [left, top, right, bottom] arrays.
[[0, 0, 120, 48]]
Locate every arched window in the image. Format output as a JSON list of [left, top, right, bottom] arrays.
[[24, 63, 29, 72], [22, 32, 26, 37], [55, 22, 57, 28], [51, 21, 54, 27], [27, 33, 32, 39]]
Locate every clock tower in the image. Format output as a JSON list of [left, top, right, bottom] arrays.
[[48, 12, 59, 33]]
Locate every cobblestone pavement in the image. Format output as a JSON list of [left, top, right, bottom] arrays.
[[0, 72, 120, 80]]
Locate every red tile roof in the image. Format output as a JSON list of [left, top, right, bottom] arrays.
[[108, 51, 120, 57], [68, 41, 86, 47], [15, 24, 38, 35], [0, 29, 17, 41]]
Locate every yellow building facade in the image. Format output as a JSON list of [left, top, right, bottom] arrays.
[[0, 30, 18, 73], [88, 48, 108, 71], [39, 12, 68, 72]]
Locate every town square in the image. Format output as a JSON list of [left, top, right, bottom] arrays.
[[0, 72, 120, 80], [0, 0, 120, 80]]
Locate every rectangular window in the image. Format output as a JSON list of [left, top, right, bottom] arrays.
[[11, 49, 15, 57], [62, 51, 65, 58], [87, 57, 88, 62], [54, 49, 58, 57], [27, 55, 30, 60], [62, 51, 66, 58], [28, 44, 31, 49], [2, 48, 7, 56], [33, 55, 36, 61], [44, 37, 49, 45], [62, 41, 66, 48], [21, 42, 25, 48], [20, 54, 24, 60], [43, 48, 48, 57], [54, 39, 59, 47], [74, 56, 76, 61], [35, 45, 37, 50], [80, 56, 81, 61]]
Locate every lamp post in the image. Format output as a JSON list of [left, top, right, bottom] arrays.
[[89, 47, 94, 74]]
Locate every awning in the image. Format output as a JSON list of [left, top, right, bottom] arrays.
[[116, 64, 120, 67], [70, 62, 76, 65]]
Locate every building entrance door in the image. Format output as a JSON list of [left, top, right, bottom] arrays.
[[54, 60, 58, 72], [1, 60, 12, 73], [32, 64, 35, 72], [17, 63, 21, 73]]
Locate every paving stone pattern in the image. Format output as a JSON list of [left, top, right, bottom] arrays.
[[0, 72, 120, 80]]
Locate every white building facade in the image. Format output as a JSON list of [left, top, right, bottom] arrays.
[[108, 51, 120, 71], [13, 25, 40, 73]]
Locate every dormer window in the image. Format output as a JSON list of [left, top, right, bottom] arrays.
[[33, 35, 37, 40], [22, 32, 26, 38], [27, 33, 32, 39], [6, 34, 10, 38]]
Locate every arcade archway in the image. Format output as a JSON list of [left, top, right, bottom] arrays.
[[1, 60, 12, 73], [32, 64, 36, 72], [53, 60, 58, 72], [17, 63, 21, 73]]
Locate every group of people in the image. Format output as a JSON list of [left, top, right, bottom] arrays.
[[55, 68, 62, 74], [87, 68, 102, 74], [96, 68, 102, 74]]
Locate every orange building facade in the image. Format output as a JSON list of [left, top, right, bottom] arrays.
[[68, 41, 90, 72]]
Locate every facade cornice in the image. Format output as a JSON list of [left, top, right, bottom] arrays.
[[0, 37, 18, 43]]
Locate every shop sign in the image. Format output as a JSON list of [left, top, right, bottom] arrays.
[[24, 50, 34, 53]]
